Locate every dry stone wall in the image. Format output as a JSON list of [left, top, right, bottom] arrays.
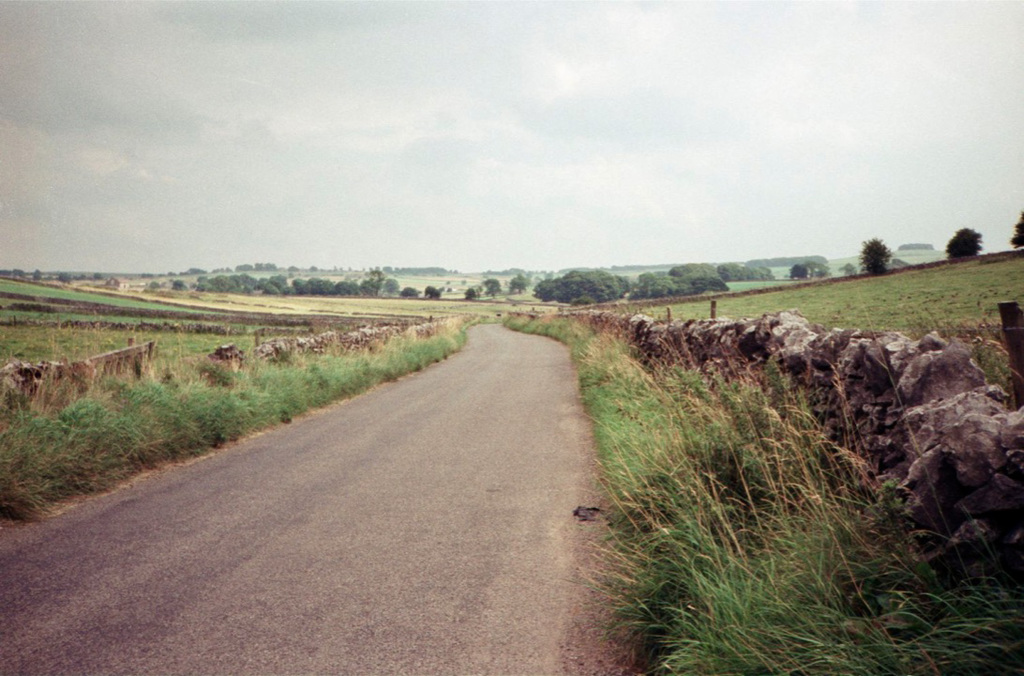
[[250, 321, 440, 360], [556, 309, 1024, 577]]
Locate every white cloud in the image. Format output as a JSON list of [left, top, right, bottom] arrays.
[[1, 2, 1022, 272]]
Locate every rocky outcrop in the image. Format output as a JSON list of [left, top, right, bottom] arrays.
[[561, 309, 1024, 577]]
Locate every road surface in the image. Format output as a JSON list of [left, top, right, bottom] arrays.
[[0, 324, 629, 674]]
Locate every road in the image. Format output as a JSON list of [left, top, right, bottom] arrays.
[[0, 324, 628, 675]]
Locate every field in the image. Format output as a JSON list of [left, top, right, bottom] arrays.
[[651, 253, 1024, 335], [506, 265, 1024, 675], [1, 277, 553, 363]]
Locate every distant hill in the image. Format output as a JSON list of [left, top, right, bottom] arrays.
[[745, 256, 828, 269], [898, 243, 935, 251]]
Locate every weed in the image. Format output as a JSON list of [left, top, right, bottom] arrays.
[[0, 319, 468, 520], [508, 315, 1024, 675]]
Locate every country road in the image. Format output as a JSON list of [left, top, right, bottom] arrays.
[[0, 324, 631, 675]]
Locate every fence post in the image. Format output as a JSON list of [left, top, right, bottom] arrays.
[[999, 301, 1024, 409], [666, 307, 672, 322], [711, 300, 717, 319]]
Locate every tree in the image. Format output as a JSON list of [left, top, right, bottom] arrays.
[[789, 263, 809, 280], [424, 285, 442, 299], [464, 287, 479, 300], [1012, 211, 1024, 249], [534, 270, 630, 304], [399, 287, 419, 298], [360, 268, 387, 296], [508, 274, 529, 294], [860, 238, 893, 275], [382, 278, 401, 296], [805, 261, 831, 278], [334, 280, 361, 296], [946, 228, 982, 258], [840, 263, 857, 276], [483, 278, 503, 297], [171, 279, 188, 291]]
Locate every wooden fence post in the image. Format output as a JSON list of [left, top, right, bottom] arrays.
[[999, 301, 1024, 409], [711, 300, 717, 319], [666, 307, 672, 322]]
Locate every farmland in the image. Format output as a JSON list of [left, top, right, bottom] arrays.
[[648, 252, 1024, 334], [0, 277, 551, 363]]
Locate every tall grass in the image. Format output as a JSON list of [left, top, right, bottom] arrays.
[[507, 315, 1024, 675], [0, 321, 467, 519]]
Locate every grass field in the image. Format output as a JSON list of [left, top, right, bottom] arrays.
[[506, 313, 1024, 675], [650, 254, 1024, 335], [138, 290, 546, 319], [0, 279, 208, 314], [0, 319, 469, 519], [1, 276, 555, 363], [0, 325, 236, 364]]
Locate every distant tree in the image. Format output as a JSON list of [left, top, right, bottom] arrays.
[[483, 278, 503, 297], [147, 281, 162, 290], [33, 269, 43, 281], [383, 278, 401, 296], [840, 263, 857, 276], [945, 228, 983, 258], [1012, 211, 1024, 249], [534, 270, 630, 304], [171, 279, 188, 291], [464, 287, 479, 300], [360, 268, 387, 296], [805, 261, 831, 278], [860, 238, 893, 275], [57, 272, 72, 283], [235, 264, 254, 272], [789, 263, 809, 280], [400, 286, 420, 298], [424, 285, 442, 299], [508, 274, 529, 294], [334, 280, 361, 296]]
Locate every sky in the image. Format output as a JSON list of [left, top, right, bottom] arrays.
[[1, 1, 1022, 274]]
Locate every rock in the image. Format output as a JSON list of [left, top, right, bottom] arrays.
[[957, 474, 1024, 516], [896, 340, 986, 408], [208, 344, 245, 368], [903, 448, 968, 535], [998, 409, 1024, 450], [561, 308, 1024, 577]]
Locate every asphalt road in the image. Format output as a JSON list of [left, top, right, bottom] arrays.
[[0, 324, 619, 675]]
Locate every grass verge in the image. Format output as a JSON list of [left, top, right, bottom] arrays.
[[506, 314, 1024, 675], [0, 320, 468, 520]]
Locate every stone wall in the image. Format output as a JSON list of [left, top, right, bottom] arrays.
[[557, 310, 1024, 577], [250, 320, 440, 360]]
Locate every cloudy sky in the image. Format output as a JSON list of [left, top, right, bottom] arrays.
[[2, 1, 1022, 274]]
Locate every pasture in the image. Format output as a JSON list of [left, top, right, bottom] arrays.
[[656, 253, 1024, 335]]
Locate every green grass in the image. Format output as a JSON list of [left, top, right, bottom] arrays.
[[507, 315, 1024, 675], [0, 279, 206, 314], [0, 324, 244, 364], [0, 320, 468, 520], [654, 254, 1023, 334]]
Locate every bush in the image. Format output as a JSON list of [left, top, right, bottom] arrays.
[[860, 238, 893, 275], [946, 228, 983, 258]]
